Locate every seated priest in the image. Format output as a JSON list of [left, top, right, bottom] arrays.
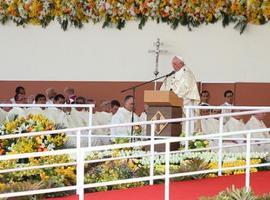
[[245, 113, 270, 152], [68, 96, 89, 128], [223, 111, 246, 153], [92, 100, 113, 146], [44, 94, 69, 128], [25, 94, 47, 115], [7, 93, 27, 121], [110, 95, 140, 140]]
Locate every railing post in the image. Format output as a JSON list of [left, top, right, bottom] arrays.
[[88, 106, 93, 148], [164, 141, 170, 200], [184, 107, 190, 151], [149, 123, 155, 185], [218, 116, 223, 176], [76, 130, 84, 200], [245, 131, 251, 191]]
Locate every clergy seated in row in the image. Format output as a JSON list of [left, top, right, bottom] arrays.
[[43, 94, 69, 128], [223, 113, 246, 153], [91, 100, 112, 146], [6, 93, 27, 121], [25, 94, 47, 115], [195, 106, 220, 149], [221, 90, 234, 124], [110, 95, 140, 140], [246, 113, 270, 152]]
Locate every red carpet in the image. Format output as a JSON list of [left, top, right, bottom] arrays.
[[49, 171, 270, 200]]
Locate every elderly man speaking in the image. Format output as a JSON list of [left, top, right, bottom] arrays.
[[160, 56, 200, 107]]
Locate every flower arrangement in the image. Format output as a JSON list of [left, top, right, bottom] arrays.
[[0, 0, 269, 33], [179, 132, 210, 150], [85, 149, 269, 192], [0, 114, 67, 154], [0, 115, 75, 198]]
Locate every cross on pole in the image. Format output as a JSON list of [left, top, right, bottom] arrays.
[[148, 38, 168, 90]]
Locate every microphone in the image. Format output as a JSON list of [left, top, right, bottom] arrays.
[[166, 71, 176, 77]]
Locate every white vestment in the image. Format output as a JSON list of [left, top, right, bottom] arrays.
[[160, 66, 200, 106], [110, 107, 140, 137], [223, 117, 246, 153], [44, 108, 69, 128], [245, 116, 270, 152], [68, 108, 89, 128], [25, 107, 45, 116], [66, 108, 89, 148], [6, 107, 26, 121], [0, 108, 7, 124], [139, 112, 147, 135], [92, 111, 112, 146], [195, 118, 220, 150], [221, 102, 233, 124]]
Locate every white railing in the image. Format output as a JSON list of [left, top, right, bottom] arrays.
[[0, 107, 270, 200]]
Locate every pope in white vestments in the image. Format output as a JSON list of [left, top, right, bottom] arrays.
[[245, 114, 270, 152], [223, 116, 246, 153], [160, 56, 200, 106]]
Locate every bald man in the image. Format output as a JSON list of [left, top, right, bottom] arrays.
[[160, 56, 200, 106]]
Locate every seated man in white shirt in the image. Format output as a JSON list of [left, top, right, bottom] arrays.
[[223, 111, 246, 153], [111, 95, 140, 140], [10, 86, 26, 104], [25, 94, 47, 115], [246, 113, 270, 152], [7, 93, 27, 121], [44, 94, 69, 128], [221, 90, 234, 124], [92, 100, 113, 146]]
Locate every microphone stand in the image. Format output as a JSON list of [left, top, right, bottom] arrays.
[[121, 71, 175, 142]]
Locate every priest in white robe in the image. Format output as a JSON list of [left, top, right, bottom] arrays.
[[44, 94, 69, 127], [25, 94, 47, 116], [245, 113, 270, 152], [111, 95, 140, 139], [195, 107, 220, 150], [67, 97, 89, 147], [160, 56, 200, 107], [223, 115, 246, 153], [6, 93, 26, 121], [92, 100, 112, 146], [221, 90, 234, 124]]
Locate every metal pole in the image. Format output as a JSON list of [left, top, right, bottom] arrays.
[[218, 116, 224, 176], [76, 130, 81, 196], [88, 106, 93, 147], [164, 141, 170, 200], [184, 107, 190, 151], [245, 132, 251, 191], [149, 123, 155, 185]]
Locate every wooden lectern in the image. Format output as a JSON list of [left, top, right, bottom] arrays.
[[144, 90, 183, 151]]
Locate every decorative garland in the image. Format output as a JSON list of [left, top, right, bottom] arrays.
[[0, 0, 269, 33]]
